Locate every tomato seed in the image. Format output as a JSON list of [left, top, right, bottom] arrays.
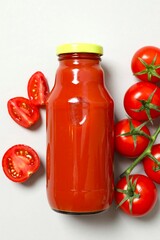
[[22, 102, 27, 107]]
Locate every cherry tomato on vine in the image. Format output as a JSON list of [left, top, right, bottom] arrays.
[[115, 119, 150, 158], [143, 144, 160, 184], [131, 46, 160, 83], [7, 97, 40, 128], [27, 71, 49, 106], [115, 174, 157, 217], [124, 82, 160, 122], [2, 145, 40, 183]]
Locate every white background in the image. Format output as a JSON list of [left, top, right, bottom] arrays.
[[0, 0, 160, 239]]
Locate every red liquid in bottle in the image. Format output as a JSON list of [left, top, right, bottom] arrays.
[[46, 44, 114, 214]]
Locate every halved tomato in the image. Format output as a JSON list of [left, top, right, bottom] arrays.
[[7, 97, 40, 128], [2, 145, 40, 183], [27, 71, 49, 106]]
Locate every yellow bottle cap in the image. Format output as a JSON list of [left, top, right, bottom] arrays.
[[56, 43, 103, 55]]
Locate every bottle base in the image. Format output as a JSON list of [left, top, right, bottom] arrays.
[[53, 209, 105, 215]]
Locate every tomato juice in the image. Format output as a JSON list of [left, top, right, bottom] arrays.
[[46, 43, 114, 214]]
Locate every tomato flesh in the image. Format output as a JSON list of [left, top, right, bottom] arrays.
[[7, 97, 40, 128], [27, 71, 49, 106], [2, 145, 40, 183]]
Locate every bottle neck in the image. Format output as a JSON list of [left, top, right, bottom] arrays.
[[55, 52, 103, 86], [58, 53, 101, 66]]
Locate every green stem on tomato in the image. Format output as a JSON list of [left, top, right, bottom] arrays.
[[148, 153, 160, 165], [120, 125, 160, 178]]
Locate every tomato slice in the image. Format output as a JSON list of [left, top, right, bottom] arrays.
[[27, 71, 49, 106], [7, 97, 40, 128], [2, 145, 40, 183]]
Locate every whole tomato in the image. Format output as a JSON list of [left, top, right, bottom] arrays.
[[124, 82, 160, 122], [115, 174, 157, 217], [131, 46, 160, 83], [143, 144, 160, 184], [115, 119, 150, 158]]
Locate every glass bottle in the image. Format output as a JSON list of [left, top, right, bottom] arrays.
[[46, 43, 114, 214]]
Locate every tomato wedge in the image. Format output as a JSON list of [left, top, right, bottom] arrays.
[[7, 97, 40, 128], [2, 145, 40, 183], [27, 71, 49, 106]]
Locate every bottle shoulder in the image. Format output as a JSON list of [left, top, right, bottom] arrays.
[[47, 83, 113, 107], [47, 63, 113, 106]]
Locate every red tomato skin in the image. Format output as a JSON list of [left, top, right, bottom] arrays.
[[2, 145, 40, 183], [7, 97, 40, 128], [115, 119, 150, 158], [131, 46, 160, 83], [143, 144, 160, 184], [27, 71, 49, 106], [124, 82, 160, 121], [115, 174, 157, 217]]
